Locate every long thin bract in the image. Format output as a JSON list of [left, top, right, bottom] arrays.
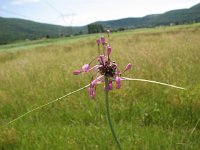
[[121, 77, 185, 90], [1, 84, 90, 128]]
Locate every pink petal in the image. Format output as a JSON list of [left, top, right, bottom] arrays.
[[88, 65, 99, 72], [116, 76, 121, 89], [73, 70, 81, 75], [108, 81, 113, 90], [88, 87, 95, 98], [82, 64, 90, 72], [104, 81, 113, 91], [107, 45, 111, 57], [98, 55, 104, 63], [125, 63, 132, 71], [98, 55, 108, 65], [91, 80, 97, 88], [91, 75, 104, 88]]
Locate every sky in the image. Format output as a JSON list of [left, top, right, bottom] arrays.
[[0, 0, 200, 26]]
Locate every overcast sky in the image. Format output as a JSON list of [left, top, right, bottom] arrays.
[[0, 0, 199, 26]]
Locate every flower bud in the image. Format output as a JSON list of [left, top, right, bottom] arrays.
[[107, 45, 111, 57], [88, 87, 95, 98], [73, 70, 81, 75], [108, 81, 113, 90], [96, 39, 100, 45], [82, 64, 90, 72], [91, 79, 97, 88], [101, 36, 106, 44], [116, 76, 121, 89], [125, 63, 132, 71]]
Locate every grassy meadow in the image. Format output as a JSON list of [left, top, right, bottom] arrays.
[[0, 24, 200, 149]]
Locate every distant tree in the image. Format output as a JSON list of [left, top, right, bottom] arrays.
[[118, 28, 125, 31], [87, 24, 104, 34]]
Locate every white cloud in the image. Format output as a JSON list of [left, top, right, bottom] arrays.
[[11, 0, 41, 5]]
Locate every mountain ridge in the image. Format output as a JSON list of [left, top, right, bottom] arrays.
[[0, 17, 87, 44], [94, 3, 200, 29], [1, 3, 200, 44]]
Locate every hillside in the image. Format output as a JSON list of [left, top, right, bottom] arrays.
[[0, 3, 200, 44], [96, 3, 200, 29], [0, 17, 87, 44]]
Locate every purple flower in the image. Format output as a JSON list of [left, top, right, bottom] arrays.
[[73, 37, 131, 98]]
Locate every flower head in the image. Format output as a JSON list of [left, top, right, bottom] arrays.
[[73, 37, 132, 98]]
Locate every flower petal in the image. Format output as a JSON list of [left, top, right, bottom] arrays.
[[101, 36, 106, 44], [82, 64, 90, 72], [73, 70, 81, 75], [108, 80, 113, 90], [116, 76, 121, 89], [125, 63, 132, 71], [107, 45, 111, 57], [88, 87, 95, 98]]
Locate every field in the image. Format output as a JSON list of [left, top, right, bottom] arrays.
[[0, 24, 200, 149]]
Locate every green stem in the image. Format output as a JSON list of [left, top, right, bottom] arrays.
[[105, 77, 122, 150]]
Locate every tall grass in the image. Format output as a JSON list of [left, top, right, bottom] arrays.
[[0, 24, 200, 149]]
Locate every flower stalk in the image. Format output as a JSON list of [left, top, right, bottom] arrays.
[[105, 77, 122, 150]]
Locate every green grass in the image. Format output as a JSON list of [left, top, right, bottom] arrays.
[[0, 24, 200, 149]]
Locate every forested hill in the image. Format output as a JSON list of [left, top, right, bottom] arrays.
[[0, 17, 87, 44], [0, 3, 200, 44], [95, 3, 200, 29]]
